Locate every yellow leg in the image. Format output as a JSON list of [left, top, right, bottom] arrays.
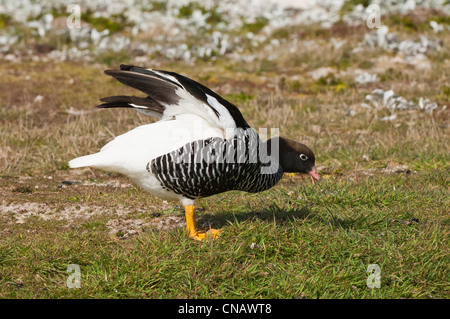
[[185, 205, 222, 241]]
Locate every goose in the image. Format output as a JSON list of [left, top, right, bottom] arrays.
[[69, 65, 319, 240]]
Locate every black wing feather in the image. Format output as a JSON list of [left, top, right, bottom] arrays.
[[104, 69, 180, 106], [98, 95, 165, 114]]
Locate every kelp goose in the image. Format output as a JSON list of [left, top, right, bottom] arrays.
[[69, 65, 319, 241]]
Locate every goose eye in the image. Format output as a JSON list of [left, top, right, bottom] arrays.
[[299, 154, 308, 161]]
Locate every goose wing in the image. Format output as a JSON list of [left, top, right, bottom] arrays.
[[98, 65, 250, 138]]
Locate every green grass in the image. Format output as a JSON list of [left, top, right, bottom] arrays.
[[0, 172, 448, 298]]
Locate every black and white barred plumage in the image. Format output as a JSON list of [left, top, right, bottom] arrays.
[[148, 129, 283, 200]]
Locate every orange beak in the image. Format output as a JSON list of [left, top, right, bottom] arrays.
[[308, 166, 320, 181]]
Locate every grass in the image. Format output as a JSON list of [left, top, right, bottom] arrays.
[[1, 174, 447, 298], [0, 9, 449, 299]]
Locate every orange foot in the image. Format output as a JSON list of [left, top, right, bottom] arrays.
[[185, 205, 222, 241]]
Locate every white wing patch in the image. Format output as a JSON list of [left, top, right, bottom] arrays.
[[144, 68, 238, 139], [206, 94, 237, 139], [129, 103, 149, 109], [129, 103, 163, 118], [161, 88, 237, 139]]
